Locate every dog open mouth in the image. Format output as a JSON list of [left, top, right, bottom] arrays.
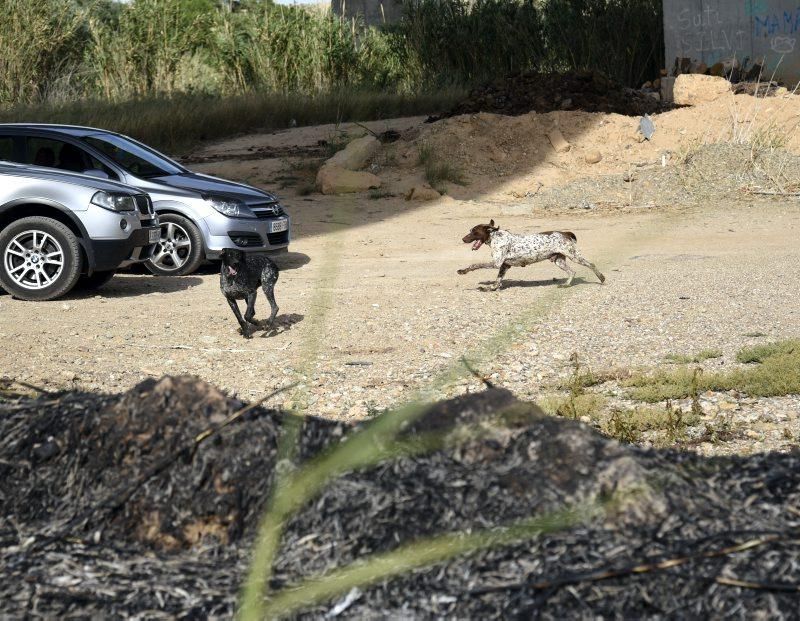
[[472, 239, 483, 251], [227, 266, 237, 277]]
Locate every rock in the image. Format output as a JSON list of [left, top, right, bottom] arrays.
[[488, 145, 507, 162], [316, 164, 381, 195], [326, 136, 381, 171], [547, 127, 571, 153], [692, 62, 708, 75], [404, 184, 441, 201], [673, 74, 731, 105], [584, 150, 602, 164]]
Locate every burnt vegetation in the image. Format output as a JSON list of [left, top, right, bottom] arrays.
[[1, 376, 799, 618]]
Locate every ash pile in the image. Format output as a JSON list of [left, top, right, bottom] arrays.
[[1, 377, 799, 619], [435, 71, 671, 120]]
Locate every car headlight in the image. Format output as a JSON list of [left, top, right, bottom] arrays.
[[91, 191, 137, 212], [205, 196, 255, 219]]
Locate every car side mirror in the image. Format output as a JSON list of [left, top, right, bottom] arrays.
[[82, 169, 110, 180]]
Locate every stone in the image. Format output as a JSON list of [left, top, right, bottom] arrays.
[[404, 184, 441, 201], [326, 135, 381, 171], [488, 145, 507, 162], [316, 164, 381, 194], [673, 74, 731, 106], [584, 150, 602, 164], [547, 127, 570, 153]]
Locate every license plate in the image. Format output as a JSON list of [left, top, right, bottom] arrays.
[[270, 219, 288, 233], [148, 228, 161, 244]]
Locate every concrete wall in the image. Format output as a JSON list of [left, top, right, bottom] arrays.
[[331, 0, 404, 25], [664, 0, 800, 85]]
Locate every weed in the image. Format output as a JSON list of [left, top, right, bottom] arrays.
[[541, 353, 606, 421], [627, 339, 800, 402], [736, 339, 799, 363], [417, 143, 467, 187], [539, 393, 607, 421], [369, 189, 395, 200], [605, 409, 640, 443], [664, 349, 722, 364]]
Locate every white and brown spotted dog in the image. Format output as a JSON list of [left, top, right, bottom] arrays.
[[457, 220, 605, 291]]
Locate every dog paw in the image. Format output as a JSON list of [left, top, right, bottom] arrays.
[[478, 285, 499, 292], [457, 269, 467, 275]]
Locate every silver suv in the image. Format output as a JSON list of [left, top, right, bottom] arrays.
[[0, 125, 290, 276], [0, 161, 159, 301]]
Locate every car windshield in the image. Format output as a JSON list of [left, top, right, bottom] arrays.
[[83, 133, 182, 178]]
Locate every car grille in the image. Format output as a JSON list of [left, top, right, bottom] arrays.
[[228, 232, 263, 247], [250, 201, 284, 218], [267, 231, 289, 246], [135, 194, 153, 216]]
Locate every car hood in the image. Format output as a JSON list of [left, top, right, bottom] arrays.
[[147, 172, 278, 205], [0, 162, 143, 194]]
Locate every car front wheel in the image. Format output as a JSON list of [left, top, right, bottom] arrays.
[[145, 214, 204, 276], [0, 217, 83, 301]]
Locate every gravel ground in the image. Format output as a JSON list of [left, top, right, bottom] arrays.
[[1, 191, 799, 456]]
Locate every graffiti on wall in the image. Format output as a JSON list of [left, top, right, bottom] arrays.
[[667, 1, 800, 77], [674, 6, 748, 63]]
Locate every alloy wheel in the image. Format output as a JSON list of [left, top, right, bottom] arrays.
[[3, 230, 65, 290]]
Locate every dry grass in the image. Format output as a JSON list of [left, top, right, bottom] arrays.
[[417, 143, 467, 189], [0, 90, 462, 155]]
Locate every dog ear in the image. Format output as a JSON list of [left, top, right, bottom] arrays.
[[489, 219, 495, 227]]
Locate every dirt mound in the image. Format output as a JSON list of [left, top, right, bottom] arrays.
[[2, 378, 799, 618], [436, 71, 671, 119]]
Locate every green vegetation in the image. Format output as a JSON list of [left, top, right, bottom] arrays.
[[736, 339, 799, 364], [627, 340, 800, 402], [664, 349, 722, 364], [1, 0, 663, 107], [603, 402, 700, 445]]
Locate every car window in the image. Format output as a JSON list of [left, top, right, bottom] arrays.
[[23, 137, 117, 179], [84, 134, 181, 179], [0, 136, 18, 162]]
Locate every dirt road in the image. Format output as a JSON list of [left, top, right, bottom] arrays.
[[3, 194, 800, 438]]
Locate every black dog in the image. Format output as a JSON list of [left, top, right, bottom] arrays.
[[219, 249, 279, 338]]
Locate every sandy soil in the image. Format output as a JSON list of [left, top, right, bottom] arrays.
[[2, 94, 800, 456]]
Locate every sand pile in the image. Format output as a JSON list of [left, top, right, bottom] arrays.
[[383, 88, 800, 205]]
